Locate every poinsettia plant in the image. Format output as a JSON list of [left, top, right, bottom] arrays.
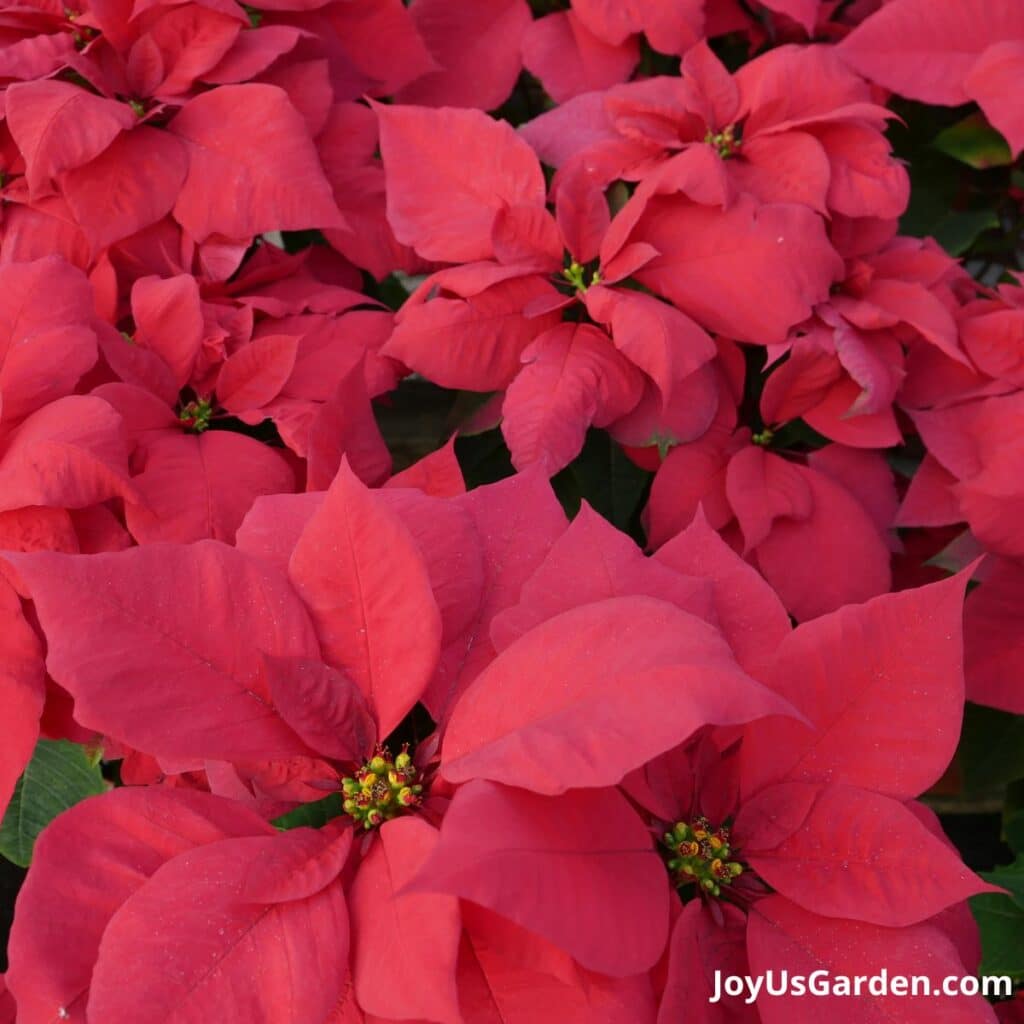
[[2, 0, 1024, 1018], [0, 465, 1002, 1022]]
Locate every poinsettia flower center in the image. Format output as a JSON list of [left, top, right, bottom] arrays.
[[178, 397, 213, 433], [561, 259, 601, 295], [663, 816, 744, 898], [64, 9, 96, 49], [704, 124, 742, 159], [341, 745, 423, 830]]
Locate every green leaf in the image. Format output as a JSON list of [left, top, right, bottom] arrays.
[[769, 419, 831, 451], [899, 152, 959, 239], [933, 113, 1014, 169], [959, 704, 1024, 796], [0, 739, 106, 867], [271, 793, 344, 831], [1006, 811, 1024, 856], [923, 530, 974, 575], [972, 889, 1024, 981], [931, 208, 1000, 257], [886, 451, 922, 480], [984, 859, 1024, 910], [377, 272, 418, 312], [557, 430, 651, 536], [454, 427, 515, 489]]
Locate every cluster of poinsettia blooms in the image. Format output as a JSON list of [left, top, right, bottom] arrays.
[[1, 0, 1023, 1019]]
